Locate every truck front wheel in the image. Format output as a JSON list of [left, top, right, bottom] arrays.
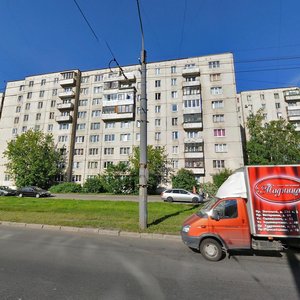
[[200, 238, 223, 262]]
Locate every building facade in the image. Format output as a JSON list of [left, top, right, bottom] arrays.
[[0, 53, 244, 187]]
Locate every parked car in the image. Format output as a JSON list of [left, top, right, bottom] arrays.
[[161, 189, 202, 203], [17, 186, 51, 198], [0, 186, 16, 196]]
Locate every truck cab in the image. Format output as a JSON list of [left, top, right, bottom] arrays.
[[182, 197, 251, 261]]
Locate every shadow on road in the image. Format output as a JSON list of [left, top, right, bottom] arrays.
[[228, 249, 283, 259], [148, 205, 199, 227], [286, 248, 300, 299]]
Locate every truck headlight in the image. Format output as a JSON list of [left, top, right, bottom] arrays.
[[182, 225, 190, 233]]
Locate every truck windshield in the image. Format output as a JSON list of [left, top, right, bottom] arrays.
[[196, 197, 219, 217]]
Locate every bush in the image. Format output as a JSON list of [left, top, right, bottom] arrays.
[[49, 182, 82, 193], [82, 177, 105, 193]]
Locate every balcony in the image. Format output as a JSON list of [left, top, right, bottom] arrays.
[[101, 112, 134, 120], [57, 102, 74, 110], [184, 152, 204, 159], [55, 115, 73, 123], [182, 67, 200, 76], [60, 78, 76, 87], [183, 122, 203, 130], [186, 167, 205, 175], [287, 106, 300, 121], [182, 80, 201, 87], [102, 98, 134, 107], [58, 90, 75, 99], [285, 94, 300, 101], [184, 137, 203, 143]]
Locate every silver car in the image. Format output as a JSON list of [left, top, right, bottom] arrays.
[[161, 189, 201, 203]]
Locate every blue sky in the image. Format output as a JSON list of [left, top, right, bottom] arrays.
[[0, 0, 300, 92]]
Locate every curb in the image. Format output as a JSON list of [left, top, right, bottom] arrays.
[[0, 221, 181, 242]]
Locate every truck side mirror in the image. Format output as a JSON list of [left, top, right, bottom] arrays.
[[211, 210, 220, 221]]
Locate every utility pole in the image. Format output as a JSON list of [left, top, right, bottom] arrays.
[[137, 0, 147, 229]]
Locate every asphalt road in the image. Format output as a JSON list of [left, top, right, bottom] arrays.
[[0, 226, 299, 300]]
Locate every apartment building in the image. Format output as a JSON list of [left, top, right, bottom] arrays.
[[0, 53, 244, 187], [237, 87, 300, 138]]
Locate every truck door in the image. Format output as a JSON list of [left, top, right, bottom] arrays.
[[209, 199, 251, 249]]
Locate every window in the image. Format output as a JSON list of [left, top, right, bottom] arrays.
[[74, 148, 84, 155], [49, 112, 55, 119], [79, 99, 88, 106], [184, 99, 200, 108], [72, 175, 82, 182], [210, 73, 221, 81], [19, 85, 25, 91], [39, 90, 44, 98], [104, 148, 114, 155], [172, 118, 178, 126], [183, 86, 200, 95], [155, 119, 161, 126], [215, 144, 227, 153], [38, 101, 43, 109], [260, 94, 265, 100], [155, 80, 161, 87], [90, 135, 100, 143], [92, 98, 101, 105], [90, 122, 100, 130], [171, 91, 178, 98], [80, 88, 89, 95], [171, 66, 176, 74], [105, 122, 115, 129], [275, 103, 281, 109], [27, 92, 32, 99], [89, 148, 98, 155], [213, 200, 238, 219], [29, 81, 34, 87], [172, 159, 179, 168], [54, 77, 59, 84], [104, 134, 115, 142], [91, 110, 101, 117], [185, 76, 197, 82], [14, 117, 19, 124], [172, 146, 178, 154], [12, 128, 18, 135], [81, 76, 89, 83], [94, 74, 103, 82], [172, 131, 179, 140], [212, 100, 224, 109], [59, 123, 69, 130], [120, 134, 130, 142], [136, 120, 141, 128], [172, 104, 178, 112], [94, 86, 103, 94], [76, 123, 86, 130], [16, 106, 21, 113], [155, 132, 161, 141], [23, 115, 29, 122], [213, 114, 224, 123], [22, 126, 27, 132], [183, 113, 201, 123], [155, 105, 161, 113], [121, 121, 130, 128], [277, 112, 282, 119], [17, 95, 23, 102], [51, 100, 56, 107], [75, 136, 85, 143], [213, 160, 225, 168], [210, 87, 223, 95], [25, 103, 30, 110], [209, 61, 220, 69], [88, 162, 98, 169], [155, 93, 161, 100], [34, 125, 40, 131], [185, 158, 204, 168], [136, 133, 140, 141], [155, 68, 160, 75], [78, 111, 87, 119], [171, 78, 177, 86], [41, 79, 46, 86], [48, 124, 53, 131], [274, 93, 280, 99], [36, 113, 41, 121], [187, 131, 199, 139], [184, 63, 195, 69], [120, 147, 130, 155], [73, 162, 80, 169], [247, 95, 252, 101], [58, 136, 68, 143], [214, 129, 225, 137], [185, 143, 203, 153], [103, 161, 113, 169]]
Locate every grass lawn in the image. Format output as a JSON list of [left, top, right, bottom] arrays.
[[0, 196, 201, 234]]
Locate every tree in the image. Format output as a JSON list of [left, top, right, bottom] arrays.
[[212, 168, 233, 188], [246, 111, 300, 165], [129, 146, 170, 194], [82, 175, 105, 193], [4, 130, 64, 188], [101, 162, 135, 194], [172, 169, 198, 191]]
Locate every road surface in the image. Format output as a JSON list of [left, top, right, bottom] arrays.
[[0, 226, 299, 300]]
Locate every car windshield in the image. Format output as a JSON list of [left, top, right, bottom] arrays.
[[196, 197, 219, 217]]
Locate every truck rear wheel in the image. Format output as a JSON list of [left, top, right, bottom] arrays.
[[200, 238, 223, 262]]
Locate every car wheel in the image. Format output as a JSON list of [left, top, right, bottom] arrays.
[[18, 193, 23, 198], [192, 197, 199, 203], [36, 194, 40, 198], [200, 238, 223, 262], [166, 196, 173, 203]]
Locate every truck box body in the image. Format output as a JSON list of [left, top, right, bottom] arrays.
[[181, 165, 300, 261]]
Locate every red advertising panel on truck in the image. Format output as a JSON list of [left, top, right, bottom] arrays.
[[246, 165, 300, 237]]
